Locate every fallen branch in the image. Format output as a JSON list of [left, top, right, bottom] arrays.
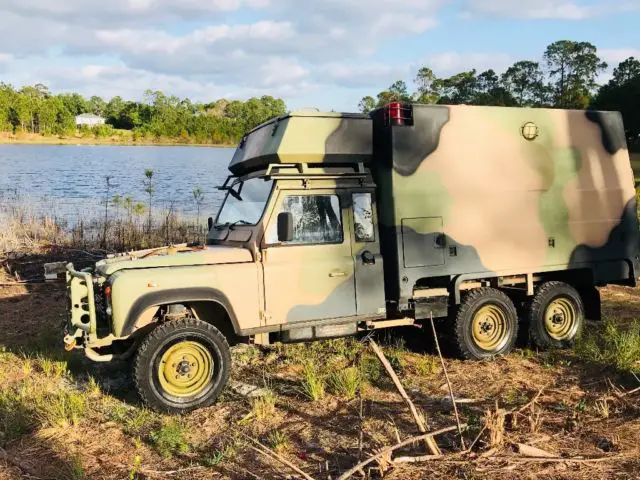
[[368, 339, 441, 456], [620, 386, 640, 397], [429, 313, 466, 450], [336, 425, 465, 480], [464, 425, 487, 453], [358, 395, 364, 461], [242, 435, 314, 480], [484, 454, 622, 464], [512, 383, 550, 415], [516, 443, 557, 458], [138, 465, 205, 476], [392, 454, 442, 464]]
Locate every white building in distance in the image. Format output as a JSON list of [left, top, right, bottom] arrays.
[[75, 113, 105, 127]]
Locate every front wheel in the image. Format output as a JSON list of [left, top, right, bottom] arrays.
[[133, 318, 231, 414]]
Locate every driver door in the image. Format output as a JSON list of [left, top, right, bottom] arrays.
[[261, 190, 357, 325]]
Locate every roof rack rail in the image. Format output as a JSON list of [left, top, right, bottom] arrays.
[[265, 163, 367, 179]]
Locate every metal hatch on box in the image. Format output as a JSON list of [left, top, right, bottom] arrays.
[[401, 217, 446, 267]]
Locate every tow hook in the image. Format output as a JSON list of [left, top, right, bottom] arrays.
[[64, 338, 77, 351]]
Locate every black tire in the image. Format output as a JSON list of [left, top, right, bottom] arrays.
[[133, 318, 231, 414], [528, 281, 584, 350], [454, 288, 518, 360]]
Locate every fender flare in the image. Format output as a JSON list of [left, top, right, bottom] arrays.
[[120, 287, 240, 336]]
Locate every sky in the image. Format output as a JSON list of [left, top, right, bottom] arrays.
[[0, 0, 638, 112]]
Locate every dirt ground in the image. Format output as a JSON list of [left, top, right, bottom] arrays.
[[0, 255, 639, 479]]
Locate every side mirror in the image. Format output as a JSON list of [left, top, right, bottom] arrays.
[[207, 217, 213, 231], [277, 212, 293, 242]]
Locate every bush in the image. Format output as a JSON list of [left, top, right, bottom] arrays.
[[328, 367, 362, 399], [150, 419, 189, 458], [300, 362, 326, 401], [576, 319, 640, 373]]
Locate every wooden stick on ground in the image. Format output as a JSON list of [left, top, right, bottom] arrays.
[[358, 395, 364, 461], [336, 425, 465, 480], [512, 383, 550, 415], [242, 435, 314, 480], [368, 339, 442, 456], [429, 313, 466, 450], [484, 454, 622, 464]]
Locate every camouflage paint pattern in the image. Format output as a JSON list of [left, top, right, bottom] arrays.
[[229, 111, 372, 175], [371, 104, 639, 303], [65, 104, 639, 353]]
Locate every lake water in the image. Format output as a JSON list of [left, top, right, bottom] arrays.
[[0, 144, 234, 223]]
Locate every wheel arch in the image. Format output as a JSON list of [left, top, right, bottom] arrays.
[[121, 288, 241, 337]]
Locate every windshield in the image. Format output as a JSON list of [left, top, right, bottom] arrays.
[[215, 177, 274, 226]]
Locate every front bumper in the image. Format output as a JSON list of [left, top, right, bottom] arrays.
[[63, 263, 97, 348]]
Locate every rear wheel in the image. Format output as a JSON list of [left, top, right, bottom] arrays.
[[133, 318, 231, 414], [454, 288, 518, 360], [528, 281, 584, 350]]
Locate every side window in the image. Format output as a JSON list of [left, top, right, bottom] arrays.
[[266, 194, 343, 245], [353, 193, 375, 242]]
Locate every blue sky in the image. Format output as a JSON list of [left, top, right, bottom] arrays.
[[0, 0, 638, 111]]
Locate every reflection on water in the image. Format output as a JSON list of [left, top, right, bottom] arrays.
[[0, 144, 233, 223]]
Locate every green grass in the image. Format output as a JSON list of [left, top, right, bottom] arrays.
[[36, 389, 87, 429], [328, 366, 362, 399], [266, 430, 290, 453], [300, 362, 326, 401], [250, 389, 276, 421], [0, 388, 34, 445], [149, 419, 190, 458], [576, 319, 640, 373]]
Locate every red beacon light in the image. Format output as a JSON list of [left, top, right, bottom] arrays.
[[385, 102, 412, 126]]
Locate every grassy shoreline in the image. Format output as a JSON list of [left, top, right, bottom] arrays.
[[0, 132, 236, 148]]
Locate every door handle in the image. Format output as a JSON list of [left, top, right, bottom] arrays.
[[329, 270, 347, 278]]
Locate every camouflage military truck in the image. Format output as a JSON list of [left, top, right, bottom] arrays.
[[64, 103, 640, 412]]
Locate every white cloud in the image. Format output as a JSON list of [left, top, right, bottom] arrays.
[[462, 0, 640, 20], [422, 52, 515, 76], [316, 62, 411, 89], [0, 0, 444, 107], [0, 0, 269, 25], [41, 64, 269, 101], [0, 0, 634, 112], [599, 48, 640, 64]]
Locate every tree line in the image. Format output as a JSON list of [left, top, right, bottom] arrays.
[[0, 84, 287, 145], [358, 40, 640, 151]]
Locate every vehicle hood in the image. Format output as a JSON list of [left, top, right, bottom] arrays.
[[95, 245, 252, 276]]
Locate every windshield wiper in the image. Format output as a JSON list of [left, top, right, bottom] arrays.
[[213, 220, 251, 232], [229, 220, 251, 229]]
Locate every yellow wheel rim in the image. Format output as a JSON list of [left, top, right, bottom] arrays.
[[544, 298, 578, 340], [157, 341, 214, 398], [472, 304, 509, 352]]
